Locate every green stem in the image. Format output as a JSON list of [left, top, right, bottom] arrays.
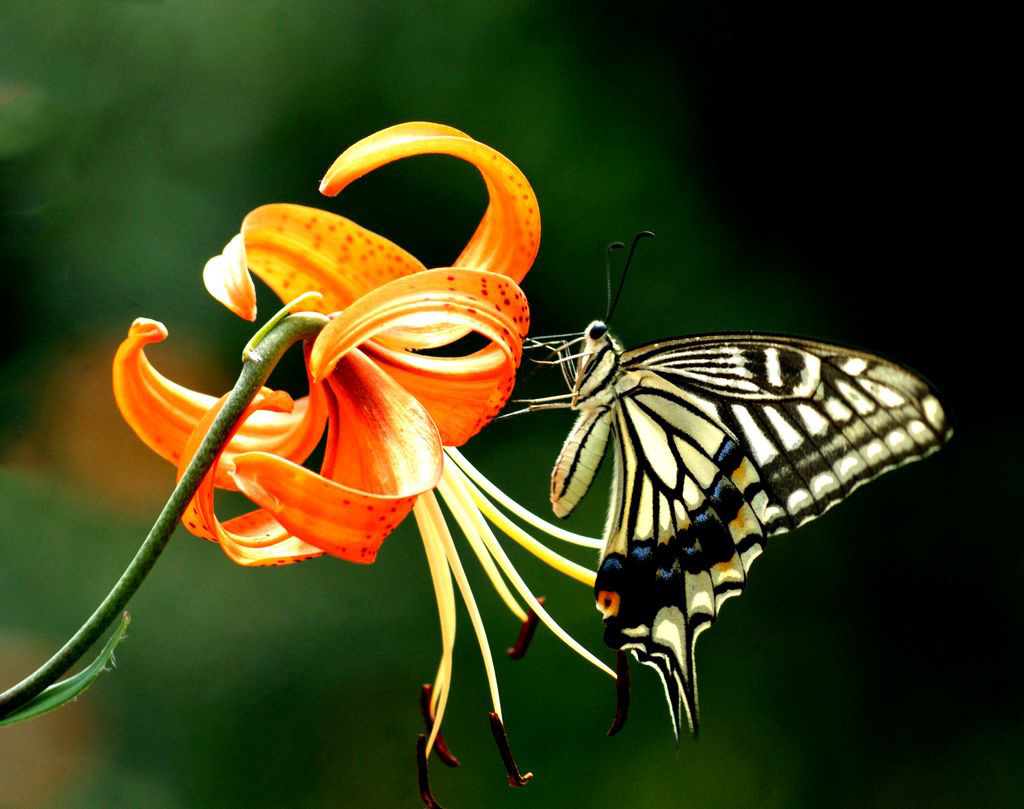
[[0, 313, 328, 718]]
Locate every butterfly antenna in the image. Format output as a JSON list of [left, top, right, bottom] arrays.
[[606, 230, 655, 323], [603, 241, 625, 321]]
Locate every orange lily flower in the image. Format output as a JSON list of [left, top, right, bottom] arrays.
[[112, 123, 614, 792], [114, 122, 532, 565]]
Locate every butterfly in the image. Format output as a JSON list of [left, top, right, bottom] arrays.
[[533, 311, 951, 741]]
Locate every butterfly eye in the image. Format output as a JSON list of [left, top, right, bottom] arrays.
[[588, 322, 608, 340]]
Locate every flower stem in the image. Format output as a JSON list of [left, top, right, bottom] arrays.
[[0, 313, 328, 718]]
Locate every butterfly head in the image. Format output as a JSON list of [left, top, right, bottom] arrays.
[[570, 320, 621, 407], [586, 320, 608, 340]]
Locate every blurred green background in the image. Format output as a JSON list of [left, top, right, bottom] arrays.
[[1, 2, 1014, 808]]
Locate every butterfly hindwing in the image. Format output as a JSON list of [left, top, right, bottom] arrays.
[[596, 377, 766, 738]]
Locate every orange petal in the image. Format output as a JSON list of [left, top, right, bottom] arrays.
[[363, 342, 516, 447], [310, 268, 528, 374], [203, 233, 257, 321], [113, 318, 330, 489], [231, 349, 443, 563], [178, 390, 325, 566], [113, 318, 218, 468], [208, 203, 425, 320], [308, 269, 527, 444], [320, 122, 540, 283]]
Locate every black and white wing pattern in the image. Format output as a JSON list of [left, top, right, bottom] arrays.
[[592, 333, 951, 739]]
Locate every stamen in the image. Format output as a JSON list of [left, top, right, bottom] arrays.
[[423, 491, 506, 722], [507, 598, 544, 659], [416, 734, 446, 809], [488, 712, 533, 787], [479, 527, 612, 677], [445, 448, 603, 549], [429, 660, 445, 717], [420, 684, 460, 767], [414, 498, 457, 755], [454, 518, 527, 622], [434, 462, 528, 626], [439, 467, 614, 679], [607, 650, 631, 736], [444, 461, 594, 584], [468, 487, 596, 585]]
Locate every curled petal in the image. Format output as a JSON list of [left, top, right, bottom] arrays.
[[112, 318, 330, 489], [310, 269, 528, 370], [113, 318, 217, 468], [227, 203, 426, 318], [231, 349, 443, 562], [230, 455, 419, 564], [178, 390, 324, 566], [203, 233, 257, 321], [320, 122, 540, 283], [309, 269, 528, 444]]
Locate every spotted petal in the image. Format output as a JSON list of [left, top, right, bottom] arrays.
[[320, 122, 540, 284], [364, 344, 515, 447], [113, 318, 329, 490], [230, 349, 443, 562], [309, 269, 528, 445], [202, 204, 430, 321]]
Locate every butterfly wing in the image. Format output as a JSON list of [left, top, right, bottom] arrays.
[[595, 334, 951, 739], [551, 406, 613, 519]]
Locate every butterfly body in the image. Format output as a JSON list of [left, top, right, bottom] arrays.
[[549, 319, 951, 739]]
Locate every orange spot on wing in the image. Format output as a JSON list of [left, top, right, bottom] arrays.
[[596, 590, 621, 619]]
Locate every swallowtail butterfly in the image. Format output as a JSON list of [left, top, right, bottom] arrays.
[[546, 320, 951, 739]]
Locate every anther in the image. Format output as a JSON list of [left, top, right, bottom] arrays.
[[419, 684, 459, 767], [506, 597, 544, 659], [416, 734, 446, 808], [606, 650, 631, 736], [488, 712, 534, 787]]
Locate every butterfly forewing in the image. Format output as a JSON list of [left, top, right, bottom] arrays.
[[624, 335, 951, 531], [557, 329, 951, 740]]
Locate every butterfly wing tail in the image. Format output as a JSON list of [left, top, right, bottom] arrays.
[[612, 600, 704, 743], [633, 636, 700, 743]]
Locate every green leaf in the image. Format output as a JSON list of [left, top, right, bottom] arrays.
[[0, 612, 131, 727]]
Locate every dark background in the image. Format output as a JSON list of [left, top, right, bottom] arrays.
[[1, 3, 1015, 808]]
